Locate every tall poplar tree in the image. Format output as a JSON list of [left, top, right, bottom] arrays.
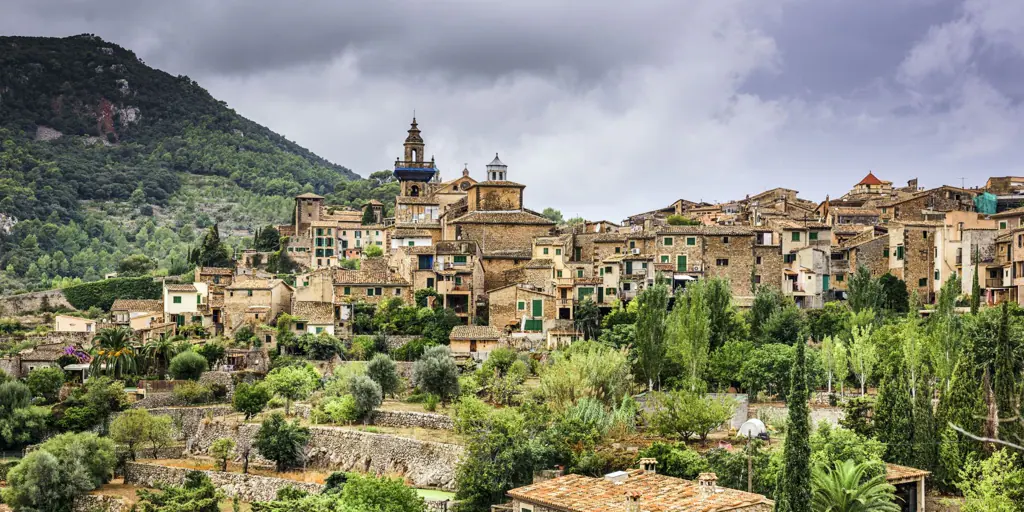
[[912, 379, 938, 473], [775, 341, 811, 512], [994, 302, 1021, 445], [970, 247, 981, 315], [634, 283, 669, 391]]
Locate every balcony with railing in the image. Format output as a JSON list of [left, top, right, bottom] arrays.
[[555, 277, 574, 287], [556, 298, 576, 308], [986, 277, 1005, 289]]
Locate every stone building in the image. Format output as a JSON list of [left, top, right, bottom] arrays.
[[283, 193, 389, 269], [223, 278, 293, 335], [488, 284, 557, 334], [889, 222, 941, 303], [333, 257, 412, 305], [449, 325, 502, 360]]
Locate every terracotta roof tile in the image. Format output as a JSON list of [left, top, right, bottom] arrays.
[[509, 471, 772, 512], [164, 284, 197, 292], [450, 325, 502, 340], [451, 209, 555, 226], [333, 258, 409, 285], [857, 171, 885, 186], [292, 301, 335, 324], [885, 463, 930, 484], [197, 267, 234, 276], [110, 299, 163, 312]]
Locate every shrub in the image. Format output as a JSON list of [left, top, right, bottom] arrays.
[[347, 335, 376, 360], [412, 346, 460, 404], [169, 350, 208, 380], [110, 408, 156, 460], [313, 395, 359, 425], [26, 367, 64, 403], [196, 342, 226, 368], [173, 381, 214, 405], [645, 390, 734, 441], [264, 364, 320, 416], [136, 470, 221, 512], [233, 382, 271, 419], [39, 432, 116, 487], [349, 375, 383, 419], [424, 394, 439, 412], [63, 277, 161, 311], [638, 442, 708, 479], [1, 451, 89, 512], [390, 338, 435, 361], [366, 353, 401, 397]]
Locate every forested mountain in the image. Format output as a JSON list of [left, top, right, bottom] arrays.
[[0, 34, 396, 294]]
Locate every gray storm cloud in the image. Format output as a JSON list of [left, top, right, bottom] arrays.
[[2, 0, 1021, 220]]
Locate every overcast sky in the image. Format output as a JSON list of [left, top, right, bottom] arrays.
[[4, 0, 1022, 220]]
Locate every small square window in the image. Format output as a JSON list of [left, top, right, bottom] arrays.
[[686, 237, 696, 246], [543, 248, 549, 255], [664, 237, 673, 246], [836, 274, 844, 282], [918, 277, 927, 287], [791, 232, 801, 242], [367, 288, 374, 296], [809, 232, 818, 241], [716, 258, 729, 266], [344, 286, 351, 295], [173, 296, 182, 304], [517, 301, 525, 310], [754, 275, 761, 283], [556, 270, 563, 278], [577, 269, 584, 278], [1000, 221, 1008, 229], [615, 247, 621, 253], [556, 248, 562, 255], [722, 236, 729, 244], [661, 255, 669, 263], [755, 256, 762, 265]]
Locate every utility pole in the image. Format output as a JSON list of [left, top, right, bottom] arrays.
[[746, 435, 753, 493]]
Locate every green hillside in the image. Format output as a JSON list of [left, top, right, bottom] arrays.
[[0, 34, 397, 294]]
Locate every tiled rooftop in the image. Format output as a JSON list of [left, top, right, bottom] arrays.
[[110, 299, 163, 312], [509, 471, 772, 512], [450, 325, 502, 340], [292, 301, 335, 324]]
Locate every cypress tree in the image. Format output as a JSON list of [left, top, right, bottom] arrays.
[[994, 302, 1021, 445], [775, 341, 811, 512], [970, 248, 981, 315], [912, 379, 938, 473], [936, 348, 986, 489], [874, 351, 914, 465]]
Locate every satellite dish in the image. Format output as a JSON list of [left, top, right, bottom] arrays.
[[738, 418, 767, 438]]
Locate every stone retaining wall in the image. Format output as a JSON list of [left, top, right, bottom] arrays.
[[125, 462, 322, 503], [369, 410, 453, 431], [0, 289, 72, 316], [73, 494, 127, 512], [192, 421, 463, 490], [115, 405, 234, 441], [749, 404, 845, 426]]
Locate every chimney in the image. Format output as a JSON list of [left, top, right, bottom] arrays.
[[624, 490, 641, 512], [638, 457, 657, 474], [697, 473, 718, 498]]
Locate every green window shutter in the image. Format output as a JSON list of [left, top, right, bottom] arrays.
[[883, 248, 889, 257], [661, 255, 669, 263], [408, 241, 414, 246], [454, 255, 467, 263], [556, 249, 561, 255], [173, 296, 182, 304], [677, 255, 687, 272], [605, 266, 612, 274], [574, 247, 582, 260], [791, 232, 801, 242], [1001, 221, 1007, 229], [455, 276, 463, 285], [836, 274, 844, 282], [935, 270, 940, 280], [197, 295, 201, 304], [543, 248, 549, 255], [687, 237, 695, 246], [556, 270, 563, 278], [532, 299, 542, 317], [809, 232, 818, 241], [577, 269, 584, 278], [315, 327, 324, 334], [918, 278, 927, 287], [600, 267, 605, 276], [517, 301, 525, 311], [344, 287, 351, 295], [664, 237, 673, 246], [625, 261, 633, 274], [525, 319, 542, 331], [897, 246, 905, 260], [367, 288, 374, 296], [823, 275, 830, 291]]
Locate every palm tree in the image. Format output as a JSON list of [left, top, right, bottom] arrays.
[[811, 460, 900, 512], [91, 326, 139, 378], [141, 335, 179, 378]]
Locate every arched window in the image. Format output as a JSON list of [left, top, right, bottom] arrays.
[[410, 185, 419, 197]]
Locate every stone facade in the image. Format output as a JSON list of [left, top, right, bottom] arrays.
[[191, 421, 463, 490], [125, 462, 322, 503]]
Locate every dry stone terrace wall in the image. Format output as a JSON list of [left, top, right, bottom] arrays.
[[192, 421, 463, 490], [116, 405, 234, 441], [369, 410, 454, 430], [125, 462, 322, 503], [0, 288, 72, 315]]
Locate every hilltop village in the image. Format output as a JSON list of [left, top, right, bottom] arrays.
[[0, 119, 1020, 512]]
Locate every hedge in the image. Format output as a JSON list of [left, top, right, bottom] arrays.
[[63, 277, 162, 311]]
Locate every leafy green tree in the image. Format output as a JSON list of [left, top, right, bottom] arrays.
[[809, 423, 886, 476], [146, 414, 175, 458], [540, 208, 564, 224], [366, 353, 401, 397], [761, 302, 804, 345], [363, 245, 384, 258], [254, 225, 281, 252], [339, 472, 427, 512], [667, 280, 711, 391], [847, 265, 881, 313], [455, 408, 540, 511], [739, 343, 794, 400], [646, 390, 734, 441], [873, 352, 914, 466], [848, 324, 876, 396], [264, 363, 320, 415], [936, 350, 986, 490], [142, 337, 180, 379], [411, 345, 460, 404], [637, 442, 709, 479], [749, 286, 784, 342], [91, 326, 138, 378], [878, 274, 910, 313], [195, 342, 226, 369], [193, 225, 232, 268], [810, 460, 899, 512], [110, 408, 157, 460], [26, 366, 64, 403], [57, 376, 129, 433], [634, 283, 669, 391], [775, 341, 811, 512], [708, 340, 753, 391], [117, 254, 157, 277], [232, 382, 271, 420], [956, 449, 1024, 512], [136, 470, 222, 512], [574, 298, 601, 340], [168, 350, 208, 380], [806, 302, 851, 342], [39, 432, 116, 488], [254, 413, 311, 472], [209, 437, 236, 471], [349, 375, 383, 419], [172, 381, 214, 404]]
